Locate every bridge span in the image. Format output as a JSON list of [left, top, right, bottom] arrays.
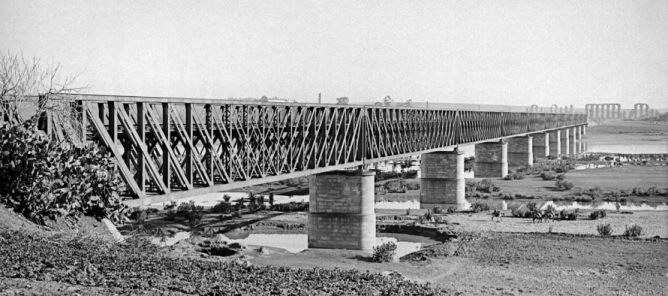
[[38, 94, 586, 250]]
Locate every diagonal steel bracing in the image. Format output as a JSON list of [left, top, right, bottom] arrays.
[[44, 94, 587, 205]]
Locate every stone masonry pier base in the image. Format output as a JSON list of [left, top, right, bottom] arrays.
[[308, 170, 375, 250], [532, 132, 549, 159], [549, 130, 561, 158], [508, 136, 533, 167], [420, 150, 466, 210], [475, 141, 508, 178]]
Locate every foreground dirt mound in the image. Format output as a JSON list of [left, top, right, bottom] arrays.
[[0, 205, 115, 242], [0, 206, 47, 233]]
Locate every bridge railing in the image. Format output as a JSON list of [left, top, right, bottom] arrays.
[[33, 95, 586, 200]]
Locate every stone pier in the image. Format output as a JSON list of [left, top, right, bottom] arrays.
[[308, 170, 375, 250], [420, 150, 466, 210], [532, 132, 549, 159], [475, 141, 508, 178], [560, 128, 570, 157], [549, 130, 561, 158], [508, 136, 533, 167]]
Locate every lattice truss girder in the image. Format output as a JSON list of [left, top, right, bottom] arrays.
[[44, 100, 586, 198]]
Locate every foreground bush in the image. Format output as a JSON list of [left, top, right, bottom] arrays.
[[372, 241, 397, 263], [0, 231, 443, 295], [0, 122, 126, 224], [597, 223, 613, 236], [623, 224, 643, 237]]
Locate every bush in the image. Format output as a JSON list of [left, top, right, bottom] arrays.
[[511, 207, 526, 217], [270, 201, 309, 212], [540, 172, 556, 181], [623, 224, 643, 237], [212, 201, 232, 214], [585, 186, 603, 199], [432, 206, 442, 214], [0, 122, 126, 225], [504, 172, 526, 180], [473, 179, 500, 193], [446, 207, 456, 214], [384, 179, 406, 193], [589, 211, 601, 220], [597, 224, 613, 236], [466, 179, 499, 193], [405, 181, 420, 190], [555, 180, 574, 191], [559, 209, 578, 220], [556, 174, 566, 180], [470, 202, 490, 213], [223, 194, 232, 202], [598, 209, 607, 218], [372, 241, 397, 263], [526, 202, 537, 212]]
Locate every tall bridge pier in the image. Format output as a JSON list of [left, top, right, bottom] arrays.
[[308, 171, 376, 250], [532, 132, 549, 159], [420, 150, 466, 210], [475, 141, 509, 178], [549, 130, 561, 158], [507, 136, 533, 167]]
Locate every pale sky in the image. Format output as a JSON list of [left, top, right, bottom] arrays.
[[1, 0, 666, 108]]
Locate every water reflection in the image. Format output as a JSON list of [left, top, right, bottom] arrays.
[[587, 144, 668, 154], [219, 232, 439, 259]]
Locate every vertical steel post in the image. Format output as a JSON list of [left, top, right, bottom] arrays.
[[205, 104, 213, 181], [162, 103, 171, 189], [136, 102, 146, 195], [184, 103, 193, 183], [123, 104, 132, 169]]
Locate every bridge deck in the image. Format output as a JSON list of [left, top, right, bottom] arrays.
[[36, 94, 586, 205]]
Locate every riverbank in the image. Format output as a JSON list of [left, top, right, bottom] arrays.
[[584, 120, 668, 154]]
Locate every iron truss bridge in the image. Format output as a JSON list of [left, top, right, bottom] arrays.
[[40, 95, 586, 204]]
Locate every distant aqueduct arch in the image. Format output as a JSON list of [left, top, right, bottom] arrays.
[[584, 103, 621, 119], [526, 104, 572, 113]]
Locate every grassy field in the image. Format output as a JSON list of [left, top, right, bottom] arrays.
[[584, 120, 668, 151], [477, 165, 668, 203]]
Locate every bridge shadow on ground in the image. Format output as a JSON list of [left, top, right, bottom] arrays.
[[117, 209, 288, 237]]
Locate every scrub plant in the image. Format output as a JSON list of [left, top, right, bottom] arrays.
[[372, 241, 397, 263]]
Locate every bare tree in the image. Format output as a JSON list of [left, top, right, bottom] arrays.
[[0, 51, 87, 143]]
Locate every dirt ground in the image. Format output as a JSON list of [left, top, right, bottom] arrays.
[[222, 209, 668, 295]]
